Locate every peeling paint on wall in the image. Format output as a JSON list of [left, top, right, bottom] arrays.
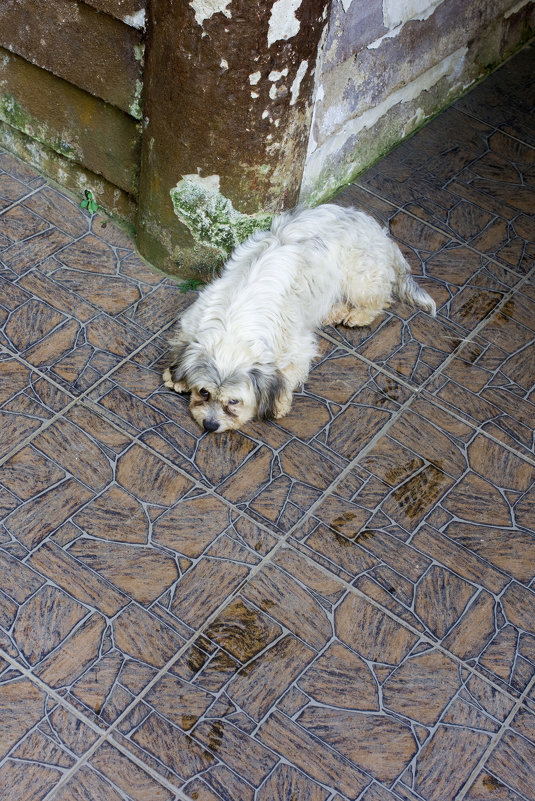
[[382, 0, 444, 28], [124, 9, 146, 30], [269, 68, 289, 81], [302, 45, 469, 202], [302, 0, 535, 213], [290, 60, 309, 105], [189, 0, 232, 27], [268, 0, 303, 47]]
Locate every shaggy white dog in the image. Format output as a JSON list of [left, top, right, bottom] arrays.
[[163, 204, 436, 432]]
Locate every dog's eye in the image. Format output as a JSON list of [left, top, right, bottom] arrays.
[[199, 388, 210, 400], [228, 398, 240, 405]]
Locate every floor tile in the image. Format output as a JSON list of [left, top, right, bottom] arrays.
[[0, 673, 99, 801], [1, 432, 222, 723], [114, 559, 516, 800], [0, 203, 50, 243], [0, 173, 33, 205], [426, 289, 535, 458], [465, 710, 535, 801], [322, 211, 518, 387], [455, 43, 535, 145], [290, 398, 535, 694], [86, 344, 411, 531], [0, 354, 70, 461], [55, 740, 176, 801], [356, 67, 535, 274], [0, 190, 180, 397]]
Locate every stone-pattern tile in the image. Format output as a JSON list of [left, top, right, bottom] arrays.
[[356, 86, 535, 274], [1, 45, 535, 801], [115, 552, 515, 800], [0, 172, 186, 397], [455, 43, 535, 146], [54, 741, 177, 801], [0, 401, 272, 728], [426, 288, 535, 458], [291, 397, 535, 700], [0, 354, 71, 461], [465, 707, 535, 801], [85, 342, 413, 531], [0, 672, 99, 801]]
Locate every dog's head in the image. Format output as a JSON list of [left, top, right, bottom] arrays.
[[166, 343, 284, 432]]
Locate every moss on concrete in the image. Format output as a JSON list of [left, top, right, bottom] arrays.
[[0, 94, 80, 161], [170, 177, 273, 257]]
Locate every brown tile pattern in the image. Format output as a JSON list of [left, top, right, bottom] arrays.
[[358, 78, 535, 275], [1, 44, 535, 801]]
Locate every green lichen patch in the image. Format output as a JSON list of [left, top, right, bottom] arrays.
[[129, 78, 143, 120], [0, 93, 80, 160], [170, 177, 273, 257]]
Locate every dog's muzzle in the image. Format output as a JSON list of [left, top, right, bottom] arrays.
[[203, 418, 220, 433]]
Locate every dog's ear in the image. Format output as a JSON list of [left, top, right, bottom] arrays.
[[249, 367, 285, 419]]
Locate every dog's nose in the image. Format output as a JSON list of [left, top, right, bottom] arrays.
[[203, 418, 220, 432]]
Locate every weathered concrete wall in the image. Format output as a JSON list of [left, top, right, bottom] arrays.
[[0, 0, 145, 226], [0, 0, 145, 116], [0, 48, 140, 195], [301, 0, 535, 204], [137, 0, 332, 275]]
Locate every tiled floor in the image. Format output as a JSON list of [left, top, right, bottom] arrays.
[[1, 43, 534, 801]]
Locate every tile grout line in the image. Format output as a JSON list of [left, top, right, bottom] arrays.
[[0, 184, 45, 218], [266, 528, 530, 705]]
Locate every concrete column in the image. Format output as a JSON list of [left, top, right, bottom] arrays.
[[137, 0, 332, 276]]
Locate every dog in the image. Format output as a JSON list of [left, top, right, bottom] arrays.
[[163, 204, 436, 432]]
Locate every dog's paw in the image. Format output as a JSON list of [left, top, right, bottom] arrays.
[[323, 302, 351, 326], [342, 308, 378, 327], [163, 368, 188, 393], [273, 393, 293, 419], [342, 309, 373, 327]]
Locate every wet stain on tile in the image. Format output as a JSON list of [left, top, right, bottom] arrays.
[[205, 597, 282, 663], [384, 464, 455, 528]]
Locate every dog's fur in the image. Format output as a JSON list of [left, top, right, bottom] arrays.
[[163, 204, 436, 432]]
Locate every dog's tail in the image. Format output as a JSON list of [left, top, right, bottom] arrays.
[[392, 245, 436, 316]]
